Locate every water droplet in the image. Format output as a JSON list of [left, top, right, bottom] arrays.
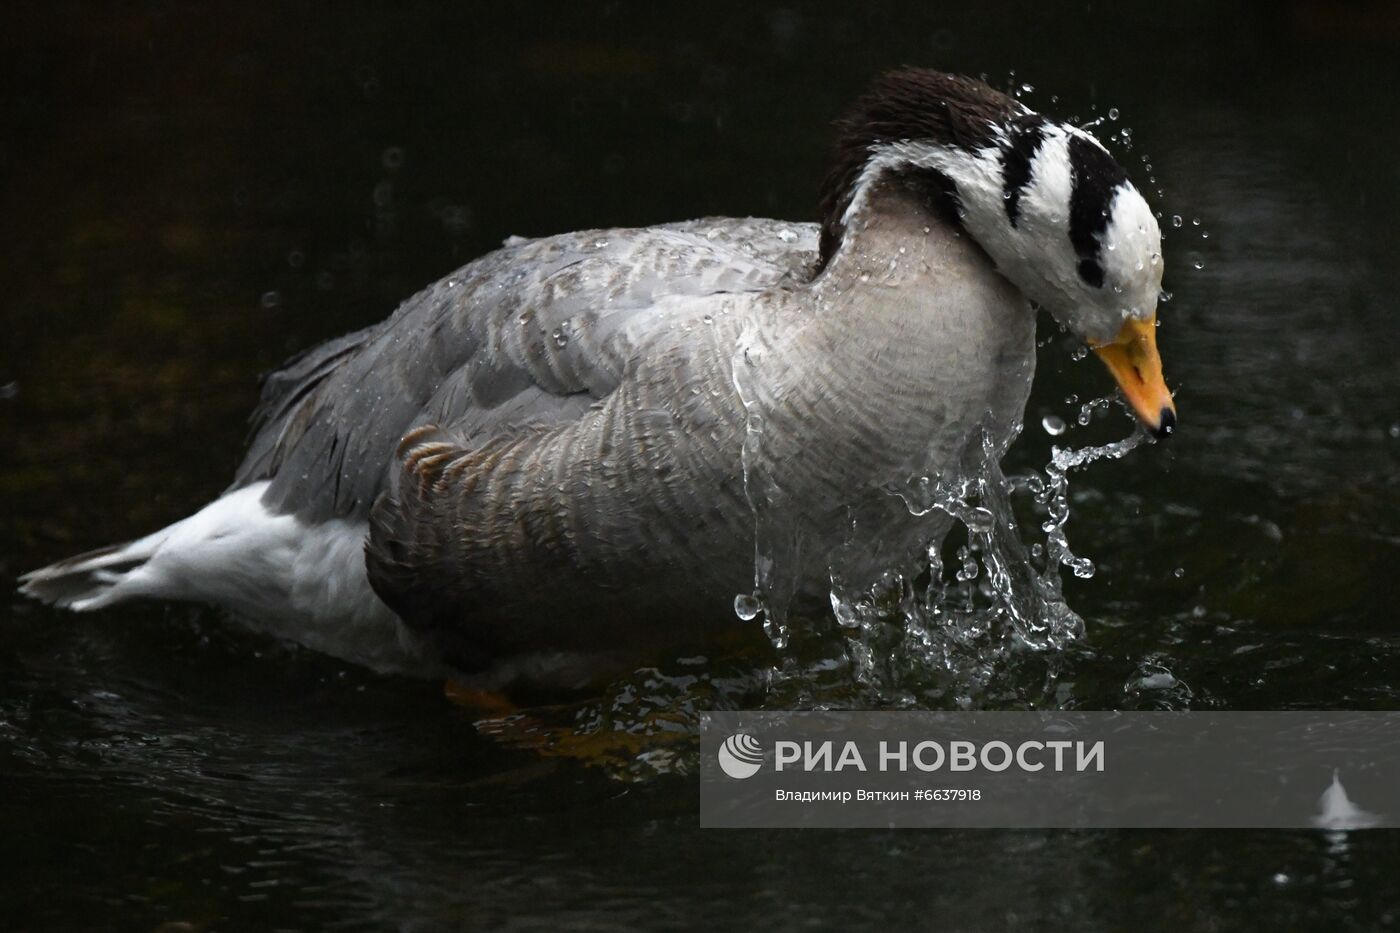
[[955, 546, 979, 582], [734, 593, 762, 621], [1191, 217, 1201, 226], [965, 507, 995, 532], [1042, 415, 1068, 436], [1108, 107, 1120, 120], [380, 146, 405, 170], [1171, 215, 1182, 228], [260, 291, 280, 309], [832, 596, 861, 629], [1173, 567, 1185, 579]]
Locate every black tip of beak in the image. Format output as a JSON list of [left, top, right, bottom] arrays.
[[1151, 407, 1177, 440]]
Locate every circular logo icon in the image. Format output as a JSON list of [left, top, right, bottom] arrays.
[[718, 733, 764, 779]]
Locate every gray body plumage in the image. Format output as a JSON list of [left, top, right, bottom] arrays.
[[236, 218, 815, 524], [226, 184, 1034, 674]]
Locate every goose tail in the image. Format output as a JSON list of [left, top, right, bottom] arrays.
[[17, 482, 427, 674], [17, 482, 290, 614], [18, 526, 176, 611]]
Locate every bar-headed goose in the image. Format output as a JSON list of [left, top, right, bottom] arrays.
[[21, 69, 1175, 687]]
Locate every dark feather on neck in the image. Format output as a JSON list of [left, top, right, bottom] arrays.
[[815, 68, 1023, 273]]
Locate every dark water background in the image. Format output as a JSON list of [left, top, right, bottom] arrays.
[[4, 1, 1400, 929]]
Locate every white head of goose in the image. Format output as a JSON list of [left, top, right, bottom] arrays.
[[20, 68, 1176, 689], [817, 69, 1173, 433]]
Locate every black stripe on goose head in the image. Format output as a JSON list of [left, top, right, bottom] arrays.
[[1001, 114, 1049, 228], [1067, 133, 1129, 288], [816, 68, 1025, 271]]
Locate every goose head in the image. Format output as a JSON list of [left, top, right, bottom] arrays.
[[817, 68, 1176, 437]]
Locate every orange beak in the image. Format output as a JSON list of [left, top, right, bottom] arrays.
[[1091, 315, 1177, 438]]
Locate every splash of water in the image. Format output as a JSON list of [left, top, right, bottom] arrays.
[[1038, 427, 1149, 581], [734, 360, 1149, 704], [821, 425, 1150, 704], [1313, 769, 1381, 831]]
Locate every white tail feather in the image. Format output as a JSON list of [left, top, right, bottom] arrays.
[[19, 524, 174, 610], [19, 482, 422, 673]]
